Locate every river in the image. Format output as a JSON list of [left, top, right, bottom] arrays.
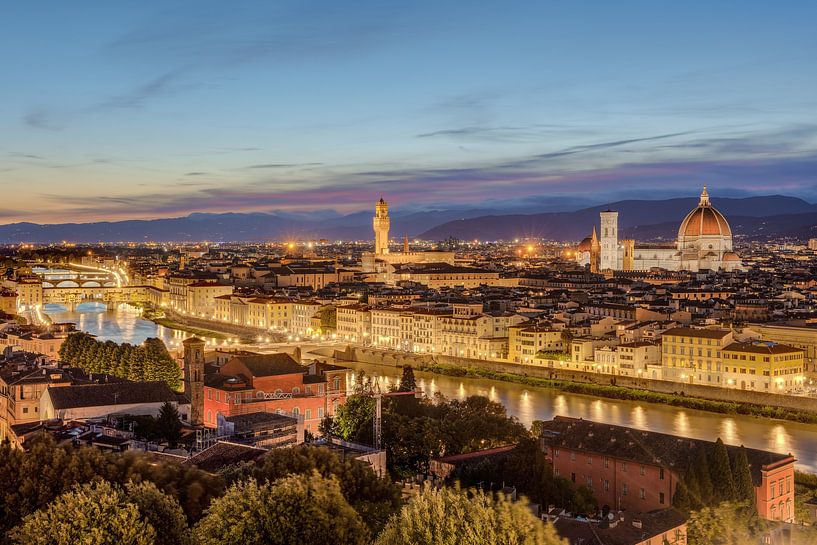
[[43, 303, 817, 472], [43, 302, 221, 349]]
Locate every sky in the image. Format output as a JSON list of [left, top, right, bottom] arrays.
[[2, 0, 817, 224]]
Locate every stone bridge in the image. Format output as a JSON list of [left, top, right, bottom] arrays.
[[42, 286, 149, 310]]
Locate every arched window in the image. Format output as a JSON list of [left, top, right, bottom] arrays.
[[292, 387, 300, 395], [275, 388, 283, 396], [292, 407, 300, 415], [256, 391, 264, 399], [333, 377, 340, 390]]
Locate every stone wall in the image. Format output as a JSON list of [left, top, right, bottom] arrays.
[[335, 346, 817, 414]]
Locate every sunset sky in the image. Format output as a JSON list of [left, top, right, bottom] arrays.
[[3, 1, 817, 223]]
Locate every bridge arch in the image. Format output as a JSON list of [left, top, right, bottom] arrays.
[[55, 280, 80, 288], [80, 281, 101, 288]]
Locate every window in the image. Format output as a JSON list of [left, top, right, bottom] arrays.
[[305, 409, 312, 419], [640, 465, 646, 476], [621, 462, 628, 472], [570, 452, 576, 461], [640, 488, 646, 500], [771, 482, 776, 498], [659, 492, 665, 504], [622, 484, 628, 496], [587, 456, 592, 465], [292, 407, 300, 415], [586, 476, 593, 489], [604, 480, 610, 491], [604, 457, 610, 469], [571, 473, 576, 483], [318, 407, 324, 418], [292, 387, 300, 395], [659, 467, 665, 480]]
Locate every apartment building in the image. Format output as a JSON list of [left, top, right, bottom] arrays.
[[721, 341, 805, 392], [660, 327, 733, 385]]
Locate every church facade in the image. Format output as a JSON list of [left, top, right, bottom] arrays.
[[576, 188, 743, 273]]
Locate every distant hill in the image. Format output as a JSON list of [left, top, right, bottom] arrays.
[[0, 195, 814, 243], [418, 196, 817, 241]]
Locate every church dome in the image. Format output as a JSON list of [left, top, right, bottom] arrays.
[[577, 236, 592, 252], [678, 187, 731, 239]]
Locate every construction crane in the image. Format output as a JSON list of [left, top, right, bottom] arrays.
[[370, 376, 422, 450]]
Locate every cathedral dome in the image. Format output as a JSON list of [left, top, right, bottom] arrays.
[[577, 236, 593, 252], [678, 187, 732, 239]]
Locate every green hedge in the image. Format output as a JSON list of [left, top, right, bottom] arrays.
[[420, 364, 817, 425]]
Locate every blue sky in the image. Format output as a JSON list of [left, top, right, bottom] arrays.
[[2, 1, 817, 223]]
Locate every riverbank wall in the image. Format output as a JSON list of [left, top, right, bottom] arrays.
[[334, 346, 817, 415], [160, 310, 282, 340]]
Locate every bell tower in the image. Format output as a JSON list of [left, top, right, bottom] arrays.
[[182, 337, 206, 426], [373, 196, 390, 256], [600, 210, 619, 271]]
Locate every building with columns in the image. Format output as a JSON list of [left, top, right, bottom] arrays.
[[577, 187, 743, 272]]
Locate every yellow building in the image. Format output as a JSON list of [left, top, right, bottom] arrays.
[[721, 341, 805, 392], [660, 327, 733, 385], [508, 323, 565, 364]]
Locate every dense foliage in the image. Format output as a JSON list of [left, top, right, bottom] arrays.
[[59, 332, 182, 390], [324, 379, 529, 477], [220, 444, 402, 534], [453, 438, 596, 513], [375, 486, 566, 545], [8, 481, 157, 545], [673, 441, 755, 511], [193, 474, 369, 545], [0, 436, 224, 536]]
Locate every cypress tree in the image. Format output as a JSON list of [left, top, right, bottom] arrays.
[[398, 366, 417, 392], [672, 471, 692, 512], [732, 446, 755, 502], [709, 438, 737, 502], [693, 448, 714, 507]]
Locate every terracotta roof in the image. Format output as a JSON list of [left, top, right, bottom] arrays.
[[723, 341, 802, 355], [186, 441, 268, 472], [46, 381, 179, 409], [679, 204, 732, 238], [662, 327, 731, 339], [539, 417, 793, 484], [227, 354, 304, 377]]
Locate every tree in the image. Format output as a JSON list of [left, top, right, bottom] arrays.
[[692, 448, 714, 507], [8, 481, 156, 545], [0, 435, 224, 533], [686, 501, 764, 545], [125, 481, 190, 545], [156, 401, 183, 448], [709, 439, 736, 502], [398, 365, 416, 392], [333, 395, 375, 445], [560, 329, 574, 348], [375, 486, 566, 545], [731, 446, 754, 503], [193, 474, 369, 545], [453, 438, 585, 511], [247, 445, 402, 534]]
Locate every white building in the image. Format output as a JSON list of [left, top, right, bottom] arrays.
[[577, 187, 743, 272]]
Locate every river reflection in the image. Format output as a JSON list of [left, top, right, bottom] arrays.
[[343, 360, 817, 473], [43, 303, 219, 348]]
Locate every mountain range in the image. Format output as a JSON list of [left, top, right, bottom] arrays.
[[1, 195, 815, 244]]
